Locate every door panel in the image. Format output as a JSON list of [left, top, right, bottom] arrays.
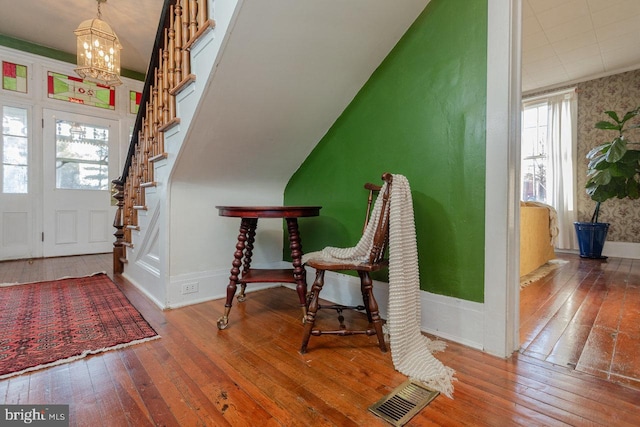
[[89, 210, 110, 242], [42, 109, 118, 257], [54, 210, 77, 244], [2, 209, 30, 251]]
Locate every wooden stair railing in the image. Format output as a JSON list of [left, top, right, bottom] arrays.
[[112, 0, 214, 274]]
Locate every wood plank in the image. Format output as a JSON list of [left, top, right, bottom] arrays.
[[511, 351, 640, 411], [575, 325, 616, 376], [451, 348, 638, 426], [522, 272, 598, 358], [26, 365, 50, 403], [117, 347, 181, 426], [146, 340, 234, 426], [131, 343, 211, 427], [5, 374, 30, 404], [84, 355, 132, 427], [519, 260, 594, 347], [68, 360, 102, 427], [544, 275, 608, 367], [48, 364, 73, 406], [101, 350, 155, 427], [169, 304, 353, 426], [2, 253, 640, 426]]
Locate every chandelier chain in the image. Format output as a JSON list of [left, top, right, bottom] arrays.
[[97, 0, 107, 19], [97, 0, 102, 19]]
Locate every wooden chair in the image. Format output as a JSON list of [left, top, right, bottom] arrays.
[[300, 173, 393, 354]]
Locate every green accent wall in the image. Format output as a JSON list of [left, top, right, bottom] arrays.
[[284, 0, 487, 302]]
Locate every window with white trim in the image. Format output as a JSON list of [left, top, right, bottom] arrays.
[[521, 102, 548, 203]]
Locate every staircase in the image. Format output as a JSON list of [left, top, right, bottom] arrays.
[[112, 0, 237, 307], [113, 0, 430, 309]]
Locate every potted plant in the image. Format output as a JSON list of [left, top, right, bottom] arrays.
[[575, 106, 640, 258]]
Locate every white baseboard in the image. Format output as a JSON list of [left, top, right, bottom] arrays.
[[122, 271, 166, 310], [557, 242, 640, 259], [419, 292, 484, 350], [167, 266, 281, 309], [602, 241, 640, 259]]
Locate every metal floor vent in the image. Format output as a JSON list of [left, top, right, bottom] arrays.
[[368, 379, 439, 426]]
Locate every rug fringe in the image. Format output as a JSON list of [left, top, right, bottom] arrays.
[[0, 335, 160, 380], [56, 271, 107, 280], [520, 259, 569, 289], [1, 271, 107, 287]]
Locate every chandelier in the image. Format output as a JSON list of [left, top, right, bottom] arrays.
[[74, 0, 122, 86], [68, 122, 86, 142]]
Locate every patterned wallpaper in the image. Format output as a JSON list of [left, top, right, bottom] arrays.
[[576, 69, 640, 242]]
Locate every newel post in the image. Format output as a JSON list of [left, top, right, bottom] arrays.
[[112, 180, 126, 274]]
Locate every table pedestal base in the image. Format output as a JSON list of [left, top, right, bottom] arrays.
[[216, 212, 314, 330]]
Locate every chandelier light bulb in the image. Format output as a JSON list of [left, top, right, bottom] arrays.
[[74, 0, 122, 86]]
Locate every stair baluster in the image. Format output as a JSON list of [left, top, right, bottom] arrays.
[[112, 0, 214, 274]]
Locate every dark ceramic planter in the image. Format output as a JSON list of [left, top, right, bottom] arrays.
[[574, 222, 609, 259]]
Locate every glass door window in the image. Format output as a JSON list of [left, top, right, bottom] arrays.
[[55, 120, 109, 190]]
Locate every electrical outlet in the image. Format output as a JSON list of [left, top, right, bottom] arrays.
[[181, 282, 199, 294]]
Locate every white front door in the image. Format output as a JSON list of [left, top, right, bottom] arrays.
[[42, 109, 119, 257]]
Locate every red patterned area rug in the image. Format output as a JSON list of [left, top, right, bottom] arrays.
[[0, 273, 159, 379]]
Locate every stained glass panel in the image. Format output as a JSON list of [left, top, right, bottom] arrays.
[[2, 61, 28, 93], [130, 90, 142, 114], [47, 72, 115, 110]]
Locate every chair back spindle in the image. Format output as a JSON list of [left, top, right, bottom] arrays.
[[365, 173, 392, 265]]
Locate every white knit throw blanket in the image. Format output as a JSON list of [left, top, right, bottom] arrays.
[[302, 174, 455, 397]]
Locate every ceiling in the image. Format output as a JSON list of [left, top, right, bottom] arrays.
[[0, 0, 164, 75], [0, 0, 639, 92], [522, 0, 640, 93]]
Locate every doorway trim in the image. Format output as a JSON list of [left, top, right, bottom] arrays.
[[483, 0, 522, 357]]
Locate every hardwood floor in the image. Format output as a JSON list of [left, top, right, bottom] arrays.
[[520, 253, 640, 390], [1, 254, 640, 426]]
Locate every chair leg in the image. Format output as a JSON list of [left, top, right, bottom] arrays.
[[359, 271, 387, 353], [360, 272, 374, 323], [300, 269, 325, 354]]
